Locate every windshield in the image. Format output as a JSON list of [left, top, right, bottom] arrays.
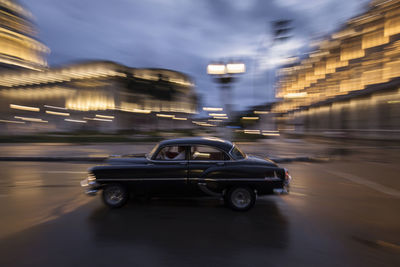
[[231, 145, 246, 160], [147, 144, 159, 159]]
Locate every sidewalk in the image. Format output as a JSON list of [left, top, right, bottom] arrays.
[[0, 139, 329, 163], [0, 138, 397, 163]]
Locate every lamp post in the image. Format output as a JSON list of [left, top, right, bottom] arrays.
[[207, 62, 245, 138]]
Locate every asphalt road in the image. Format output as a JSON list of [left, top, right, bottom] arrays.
[[0, 160, 399, 267]]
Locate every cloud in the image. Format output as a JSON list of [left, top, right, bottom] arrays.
[[19, 0, 367, 110]]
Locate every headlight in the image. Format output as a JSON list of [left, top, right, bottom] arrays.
[[88, 173, 96, 181]]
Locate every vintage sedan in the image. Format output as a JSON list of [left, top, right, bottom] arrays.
[[80, 137, 291, 211]]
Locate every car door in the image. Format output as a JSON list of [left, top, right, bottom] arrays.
[[143, 145, 190, 196], [187, 145, 230, 196]]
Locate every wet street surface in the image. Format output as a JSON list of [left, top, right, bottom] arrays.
[[0, 160, 399, 267]]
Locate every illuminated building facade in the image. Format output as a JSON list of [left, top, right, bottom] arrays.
[[0, 1, 196, 133], [274, 0, 400, 139], [0, 0, 49, 70], [0, 61, 197, 133]]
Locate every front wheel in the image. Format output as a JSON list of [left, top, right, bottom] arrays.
[[102, 183, 129, 208], [225, 187, 256, 211]]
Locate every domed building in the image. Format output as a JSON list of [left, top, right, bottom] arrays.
[[0, 0, 49, 70]]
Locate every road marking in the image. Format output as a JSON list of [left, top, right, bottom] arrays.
[[325, 170, 400, 198], [41, 171, 87, 174]]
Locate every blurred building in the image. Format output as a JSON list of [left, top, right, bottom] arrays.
[[230, 103, 279, 138], [274, 0, 400, 140], [0, 61, 197, 133], [0, 1, 197, 133], [0, 0, 49, 70]]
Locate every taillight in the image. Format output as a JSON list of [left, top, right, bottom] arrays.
[[284, 168, 291, 181]]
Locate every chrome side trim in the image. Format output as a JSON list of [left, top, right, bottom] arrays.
[[97, 178, 187, 181], [198, 178, 281, 182], [95, 177, 282, 182]]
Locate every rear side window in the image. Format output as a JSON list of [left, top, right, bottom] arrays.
[[190, 145, 229, 161]]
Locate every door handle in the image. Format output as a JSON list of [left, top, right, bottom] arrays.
[[179, 162, 187, 165], [216, 162, 224, 166]]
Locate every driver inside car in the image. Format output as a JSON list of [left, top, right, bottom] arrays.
[[171, 146, 186, 160]]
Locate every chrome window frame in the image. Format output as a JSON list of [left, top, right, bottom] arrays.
[[229, 144, 247, 160], [151, 143, 234, 162]]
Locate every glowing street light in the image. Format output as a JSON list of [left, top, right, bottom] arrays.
[[207, 64, 226, 75], [226, 63, 246, 74], [207, 61, 246, 139]]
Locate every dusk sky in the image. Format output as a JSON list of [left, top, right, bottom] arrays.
[[20, 0, 369, 110]]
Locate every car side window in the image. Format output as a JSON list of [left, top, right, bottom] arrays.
[[190, 146, 229, 161], [155, 146, 187, 160]]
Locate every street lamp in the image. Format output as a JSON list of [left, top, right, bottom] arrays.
[[207, 63, 245, 75], [207, 61, 245, 138]]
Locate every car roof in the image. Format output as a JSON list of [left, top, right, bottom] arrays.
[[159, 137, 234, 152]]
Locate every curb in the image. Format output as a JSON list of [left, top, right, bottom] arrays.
[[0, 156, 331, 163], [0, 157, 107, 162]]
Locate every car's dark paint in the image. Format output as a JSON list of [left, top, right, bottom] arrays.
[[84, 137, 290, 201]]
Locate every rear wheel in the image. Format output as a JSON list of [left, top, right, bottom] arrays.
[[102, 183, 129, 208], [225, 187, 256, 211]]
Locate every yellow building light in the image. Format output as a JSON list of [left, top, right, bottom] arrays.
[[203, 107, 223, 111], [244, 129, 260, 134], [214, 116, 228, 119], [46, 110, 70, 116], [14, 116, 47, 123], [0, 119, 25, 124], [156, 114, 174, 118], [83, 117, 113, 122], [130, 109, 151, 114], [65, 119, 86, 123], [209, 113, 227, 117], [44, 105, 67, 110], [241, 116, 259, 120], [340, 42, 365, 61], [262, 133, 280, 136], [384, 16, 400, 37], [362, 30, 389, 49], [284, 92, 308, 98], [96, 114, 114, 119], [10, 104, 39, 112]]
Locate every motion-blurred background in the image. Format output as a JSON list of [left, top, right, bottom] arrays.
[[0, 0, 399, 145]]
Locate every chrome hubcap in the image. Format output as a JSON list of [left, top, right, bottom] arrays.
[[105, 187, 124, 204], [231, 189, 251, 208]]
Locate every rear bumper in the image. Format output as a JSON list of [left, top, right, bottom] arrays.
[[274, 170, 291, 194]]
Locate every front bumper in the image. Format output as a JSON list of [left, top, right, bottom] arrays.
[[80, 177, 101, 196]]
